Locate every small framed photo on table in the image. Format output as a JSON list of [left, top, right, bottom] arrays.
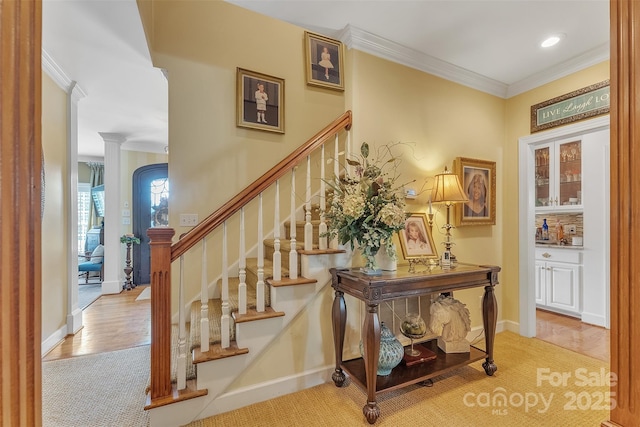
[[304, 31, 345, 91], [398, 213, 438, 261], [236, 68, 284, 133]]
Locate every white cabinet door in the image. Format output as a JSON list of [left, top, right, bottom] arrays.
[[535, 260, 546, 305], [546, 261, 580, 314]]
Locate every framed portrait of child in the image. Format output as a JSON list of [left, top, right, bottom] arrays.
[[398, 213, 438, 260]]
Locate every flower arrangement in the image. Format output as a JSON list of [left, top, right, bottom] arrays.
[[324, 142, 408, 271], [120, 233, 141, 245]]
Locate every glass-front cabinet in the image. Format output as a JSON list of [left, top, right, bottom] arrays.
[[535, 138, 582, 211]]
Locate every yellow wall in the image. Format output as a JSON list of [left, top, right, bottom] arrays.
[[144, 0, 346, 304], [502, 62, 610, 322], [41, 73, 69, 340], [140, 0, 610, 390]]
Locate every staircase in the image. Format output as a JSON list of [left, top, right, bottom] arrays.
[[144, 112, 354, 426]]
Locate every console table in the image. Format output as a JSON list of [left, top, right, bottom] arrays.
[[330, 264, 500, 424]]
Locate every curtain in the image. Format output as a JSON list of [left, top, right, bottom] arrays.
[[87, 162, 104, 229]]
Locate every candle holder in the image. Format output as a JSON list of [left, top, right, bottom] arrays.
[[120, 234, 141, 291]]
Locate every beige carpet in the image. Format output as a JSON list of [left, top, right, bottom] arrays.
[[186, 332, 611, 426], [42, 345, 150, 427]]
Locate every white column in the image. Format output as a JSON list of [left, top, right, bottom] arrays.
[[100, 132, 126, 294], [66, 81, 86, 334]]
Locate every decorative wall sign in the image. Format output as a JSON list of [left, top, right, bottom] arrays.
[[531, 80, 610, 133]]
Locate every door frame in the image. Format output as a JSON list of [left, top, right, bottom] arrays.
[[518, 115, 610, 337]]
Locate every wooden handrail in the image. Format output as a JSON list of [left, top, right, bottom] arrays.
[[171, 110, 352, 261]]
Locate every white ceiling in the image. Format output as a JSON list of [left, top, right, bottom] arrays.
[[42, 0, 610, 158]]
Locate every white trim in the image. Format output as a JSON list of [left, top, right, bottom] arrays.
[[507, 43, 610, 98], [518, 115, 610, 337], [338, 25, 609, 99], [41, 49, 87, 97], [42, 325, 67, 357], [340, 25, 508, 98], [581, 311, 607, 327]]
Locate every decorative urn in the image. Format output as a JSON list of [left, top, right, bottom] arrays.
[[360, 322, 404, 376]]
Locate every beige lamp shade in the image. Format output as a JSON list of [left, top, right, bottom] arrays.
[[431, 167, 468, 204]]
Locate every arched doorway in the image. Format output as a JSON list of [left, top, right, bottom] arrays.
[[132, 163, 169, 285]]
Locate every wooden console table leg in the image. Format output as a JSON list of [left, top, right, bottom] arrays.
[[331, 289, 347, 387], [482, 284, 498, 376], [362, 304, 381, 424]]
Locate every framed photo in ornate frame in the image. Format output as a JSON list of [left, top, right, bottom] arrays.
[[453, 157, 496, 226], [236, 67, 284, 133], [304, 31, 345, 91], [397, 213, 438, 260]]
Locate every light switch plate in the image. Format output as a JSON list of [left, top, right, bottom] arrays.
[[179, 213, 198, 226]]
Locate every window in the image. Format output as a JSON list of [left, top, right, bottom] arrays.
[[78, 183, 91, 252]]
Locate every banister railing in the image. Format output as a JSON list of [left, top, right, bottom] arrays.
[[147, 110, 352, 404], [170, 110, 352, 261]]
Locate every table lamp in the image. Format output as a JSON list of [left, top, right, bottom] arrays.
[[431, 166, 468, 264]]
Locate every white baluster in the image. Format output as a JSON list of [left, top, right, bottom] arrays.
[[347, 128, 353, 176], [177, 255, 187, 389], [238, 208, 247, 315], [304, 155, 313, 251], [221, 222, 230, 348], [289, 168, 298, 279], [200, 238, 209, 353], [257, 193, 265, 311], [318, 144, 328, 250], [272, 181, 282, 281], [330, 135, 339, 249]]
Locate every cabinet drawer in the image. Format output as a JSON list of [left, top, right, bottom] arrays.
[[535, 248, 581, 264]]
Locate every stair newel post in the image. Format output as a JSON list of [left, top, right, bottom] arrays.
[[147, 227, 175, 401], [200, 238, 209, 352], [330, 135, 340, 249], [289, 167, 299, 279], [221, 222, 231, 348], [318, 144, 328, 250], [177, 254, 187, 390], [257, 193, 266, 312], [272, 181, 282, 281], [304, 155, 313, 250], [238, 207, 247, 314]]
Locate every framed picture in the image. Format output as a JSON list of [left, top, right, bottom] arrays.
[[453, 157, 496, 226], [397, 213, 438, 260], [236, 68, 284, 133], [304, 31, 345, 91]]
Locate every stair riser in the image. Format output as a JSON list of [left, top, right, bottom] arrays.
[[285, 222, 320, 243], [263, 245, 301, 274]]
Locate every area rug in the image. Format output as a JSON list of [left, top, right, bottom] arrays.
[[186, 332, 611, 426], [136, 286, 151, 301], [42, 345, 150, 427], [78, 283, 102, 310]]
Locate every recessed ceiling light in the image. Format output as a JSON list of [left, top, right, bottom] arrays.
[[541, 33, 566, 48]]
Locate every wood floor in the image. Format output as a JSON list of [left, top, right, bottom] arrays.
[[42, 285, 151, 361], [536, 308, 609, 362], [42, 288, 609, 363]]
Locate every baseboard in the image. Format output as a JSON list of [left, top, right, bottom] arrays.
[[201, 365, 333, 419], [580, 311, 607, 328], [42, 325, 67, 357], [101, 280, 121, 295], [66, 307, 83, 335]]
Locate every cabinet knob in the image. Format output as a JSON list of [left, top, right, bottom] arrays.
[[542, 252, 551, 258], [547, 267, 552, 271]]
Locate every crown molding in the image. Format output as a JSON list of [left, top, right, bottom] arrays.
[[506, 43, 610, 98], [339, 25, 609, 100], [339, 24, 508, 98], [42, 49, 87, 97]]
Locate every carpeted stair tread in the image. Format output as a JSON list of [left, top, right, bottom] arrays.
[[192, 341, 249, 364], [263, 238, 319, 251], [189, 277, 257, 351], [245, 257, 289, 279]]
